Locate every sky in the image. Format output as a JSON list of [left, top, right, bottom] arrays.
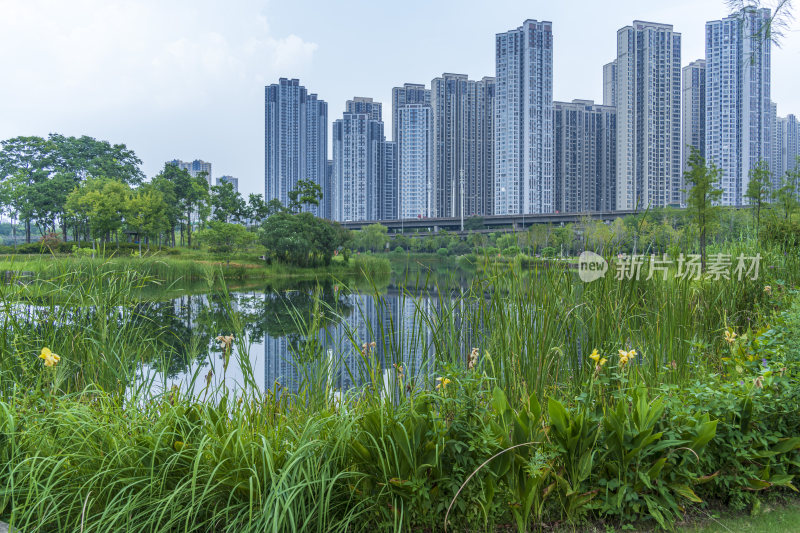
[[1, 0, 799, 197]]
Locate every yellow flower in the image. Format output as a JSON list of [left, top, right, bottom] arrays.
[[599, 357, 607, 367], [763, 285, 772, 295], [39, 347, 60, 367], [723, 329, 737, 344], [618, 349, 635, 366], [589, 349, 600, 363], [436, 377, 452, 390]]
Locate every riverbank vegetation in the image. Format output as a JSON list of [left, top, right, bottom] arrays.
[[1, 231, 799, 531]]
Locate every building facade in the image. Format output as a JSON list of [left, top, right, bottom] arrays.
[[615, 20, 682, 210], [216, 175, 239, 193], [777, 114, 800, 184], [431, 73, 495, 218], [495, 19, 554, 215], [382, 141, 399, 220], [705, 8, 772, 206], [332, 98, 386, 222], [395, 103, 433, 219], [167, 159, 212, 185], [264, 78, 328, 217], [553, 100, 616, 213], [602, 60, 617, 107], [682, 59, 706, 178], [391, 84, 431, 145]]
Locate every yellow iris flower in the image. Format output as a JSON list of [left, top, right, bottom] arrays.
[[436, 377, 452, 390], [589, 349, 600, 363], [39, 347, 61, 367]]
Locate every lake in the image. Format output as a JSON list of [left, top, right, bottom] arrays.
[[136, 276, 478, 396]]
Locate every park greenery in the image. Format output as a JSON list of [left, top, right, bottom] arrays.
[[2, 137, 800, 530]]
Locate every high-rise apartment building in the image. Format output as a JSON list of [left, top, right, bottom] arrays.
[[391, 84, 431, 143], [382, 141, 398, 220], [167, 159, 212, 185], [602, 60, 617, 107], [553, 100, 616, 213], [777, 114, 800, 183], [395, 103, 433, 218], [705, 8, 772, 206], [264, 78, 328, 216], [495, 19, 554, 215], [431, 73, 495, 218], [682, 60, 706, 177], [615, 20, 682, 210], [332, 98, 387, 222], [216, 175, 239, 193]]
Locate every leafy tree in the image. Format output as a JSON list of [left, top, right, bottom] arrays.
[[126, 187, 170, 253], [259, 212, 351, 267], [246, 194, 271, 224], [773, 167, 800, 220], [195, 221, 256, 259], [65, 178, 131, 244], [464, 216, 485, 231], [158, 163, 210, 247], [210, 181, 246, 223], [683, 147, 722, 271], [287, 179, 323, 213], [0, 134, 144, 243], [745, 160, 772, 238], [354, 223, 389, 252]]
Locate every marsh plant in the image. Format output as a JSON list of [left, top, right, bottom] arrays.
[[1, 239, 800, 531]]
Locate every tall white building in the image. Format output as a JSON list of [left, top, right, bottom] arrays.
[[431, 73, 495, 218], [776, 114, 800, 184], [332, 98, 386, 222], [264, 78, 328, 216], [615, 21, 682, 210], [494, 19, 554, 215], [682, 60, 706, 177], [395, 103, 433, 218], [602, 60, 617, 107], [705, 8, 772, 206]]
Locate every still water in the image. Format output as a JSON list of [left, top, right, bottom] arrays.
[[138, 278, 476, 395]]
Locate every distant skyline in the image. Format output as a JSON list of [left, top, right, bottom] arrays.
[[1, 0, 799, 198]]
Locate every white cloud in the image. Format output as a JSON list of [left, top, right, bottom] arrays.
[[0, 0, 318, 193], [0, 0, 317, 125]]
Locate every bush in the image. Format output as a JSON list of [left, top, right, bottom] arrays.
[[502, 245, 521, 256], [436, 247, 449, 257]]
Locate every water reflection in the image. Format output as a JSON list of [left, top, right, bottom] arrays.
[[141, 280, 470, 395]]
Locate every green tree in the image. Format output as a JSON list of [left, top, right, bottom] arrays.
[[65, 178, 131, 245], [683, 147, 722, 271], [287, 179, 323, 213], [259, 212, 351, 267], [745, 160, 772, 238], [0, 134, 144, 243], [195, 221, 256, 260], [246, 193, 271, 225], [210, 181, 246, 223], [126, 187, 170, 254], [773, 166, 800, 220], [354, 223, 389, 252]]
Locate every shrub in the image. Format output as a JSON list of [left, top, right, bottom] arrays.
[[436, 247, 449, 257]]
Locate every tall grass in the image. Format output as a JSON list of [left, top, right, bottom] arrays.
[[0, 239, 795, 531]]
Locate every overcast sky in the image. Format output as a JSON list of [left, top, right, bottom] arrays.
[[1, 0, 798, 197]]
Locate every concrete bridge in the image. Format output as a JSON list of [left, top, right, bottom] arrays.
[[339, 209, 641, 233]]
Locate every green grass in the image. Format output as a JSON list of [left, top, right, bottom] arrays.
[[0, 239, 799, 531], [677, 499, 800, 533], [0, 249, 391, 284]]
